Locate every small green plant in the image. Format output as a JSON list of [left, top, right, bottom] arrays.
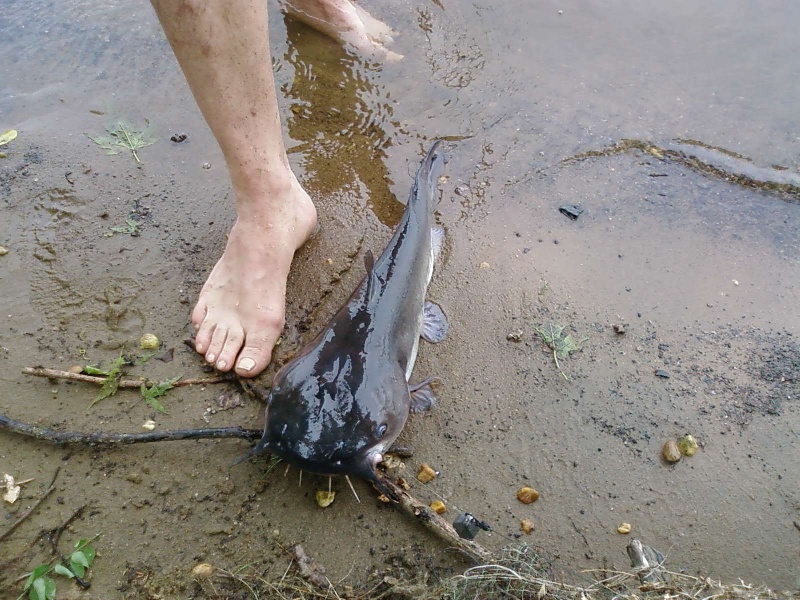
[[140, 375, 181, 413], [23, 537, 98, 600], [106, 218, 141, 237], [87, 118, 156, 162], [87, 355, 128, 408], [534, 322, 587, 381]]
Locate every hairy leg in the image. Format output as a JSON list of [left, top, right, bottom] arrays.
[[151, 0, 318, 377]]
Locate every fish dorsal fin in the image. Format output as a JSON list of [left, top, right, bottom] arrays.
[[363, 250, 378, 303]]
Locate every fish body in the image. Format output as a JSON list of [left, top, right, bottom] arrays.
[[248, 141, 448, 486]]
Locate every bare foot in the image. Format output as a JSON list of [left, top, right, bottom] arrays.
[[281, 0, 403, 61], [192, 180, 317, 378]]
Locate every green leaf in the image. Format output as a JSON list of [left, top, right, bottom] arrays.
[[87, 118, 156, 163], [84, 365, 108, 376], [88, 355, 127, 408], [54, 564, 75, 578], [24, 565, 50, 591], [108, 218, 140, 236], [29, 575, 55, 600], [0, 129, 18, 146], [140, 375, 180, 414], [132, 352, 155, 367], [69, 559, 85, 578], [71, 551, 90, 569]]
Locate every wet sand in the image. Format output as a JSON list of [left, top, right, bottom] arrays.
[[1, 0, 798, 595]]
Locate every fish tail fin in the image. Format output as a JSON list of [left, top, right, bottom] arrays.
[[410, 140, 446, 214]]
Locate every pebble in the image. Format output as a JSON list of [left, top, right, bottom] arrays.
[[430, 500, 447, 514], [139, 333, 160, 350], [516, 487, 540, 504], [417, 464, 437, 483], [520, 519, 535, 534], [617, 522, 632, 534], [0, 246, 8, 256], [191, 563, 214, 578], [479, 261, 490, 269], [315, 490, 336, 508], [678, 434, 698, 457], [662, 440, 681, 463], [142, 419, 156, 431]]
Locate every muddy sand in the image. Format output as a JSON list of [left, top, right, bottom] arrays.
[[1, 0, 798, 597]]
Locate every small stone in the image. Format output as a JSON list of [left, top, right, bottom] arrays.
[[612, 323, 626, 335], [506, 329, 524, 342], [397, 477, 411, 491], [655, 369, 671, 378], [732, 279, 739, 286], [662, 440, 681, 463], [377, 494, 391, 503], [0, 246, 8, 256], [417, 464, 437, 483], [67, 365, 84, 374], [142, 419, 156, 431], [430, 500, 447, 514], [191, 563, 214, 578], [479, 261, 490, 270], [202, 162, 212, 169], [520, 519, 535, 534], [678, 434, 699, 457], [139, 333, 160, 350], [315, 490, 336, 508], [617, 522, 632, 534], [125, 473, 143, 484], [516, 487, 540, 504]]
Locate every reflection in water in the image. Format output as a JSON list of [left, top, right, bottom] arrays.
[[282, 19, 404, 227]]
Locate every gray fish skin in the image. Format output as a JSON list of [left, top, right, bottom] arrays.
[[249, 141, 446, 487]]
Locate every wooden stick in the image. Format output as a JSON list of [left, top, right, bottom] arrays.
[[375, 475, 494, 563], [0, 414, 261, 445], [22, 367, 232, 388], [0, 468, 60, 542]]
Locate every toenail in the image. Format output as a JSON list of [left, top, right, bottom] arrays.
[[237, 357, 256, 372], [207, 353, 215, 362], [217, 360, 226, 370]]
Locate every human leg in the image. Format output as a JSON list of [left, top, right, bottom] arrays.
[[150, 0, 318, 377]]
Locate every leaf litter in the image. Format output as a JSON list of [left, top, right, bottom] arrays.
[[86, 118, 156, 162], [534, 322, 587, 381]]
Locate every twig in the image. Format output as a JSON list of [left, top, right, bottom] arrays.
[[0, 468, 60, 542], [0, 414, 261, 445], [22, 367, 232, 388], [40, 506, 92, 589], [375, 475, 494, 564]]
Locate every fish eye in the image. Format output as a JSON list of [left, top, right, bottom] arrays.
[[377, 423, 388, 437]]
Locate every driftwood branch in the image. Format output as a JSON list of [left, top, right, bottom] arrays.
[[0, 468, 60, 542], [0, 414, 261, 445], [22, 367, 232, 389], [376, 475, 494, 564]]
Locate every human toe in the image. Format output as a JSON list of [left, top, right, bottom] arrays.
[[215, 327, 245, 372], [193, 317, 215, 355], [205, 325, 229, 365], [234, 343, 274, 378]]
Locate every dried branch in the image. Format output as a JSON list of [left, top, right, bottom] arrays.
[[0, 414, 261, 446], [22, 367, 232, 389]]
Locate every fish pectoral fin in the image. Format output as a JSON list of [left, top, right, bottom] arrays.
[[409, 376, 440, 413], [421, 301, 449, 343]]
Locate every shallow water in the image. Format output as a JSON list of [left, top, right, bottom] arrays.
[[1, 0, 799, 595]]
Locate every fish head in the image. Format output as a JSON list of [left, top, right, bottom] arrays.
[[249, 360, 410, 481]]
